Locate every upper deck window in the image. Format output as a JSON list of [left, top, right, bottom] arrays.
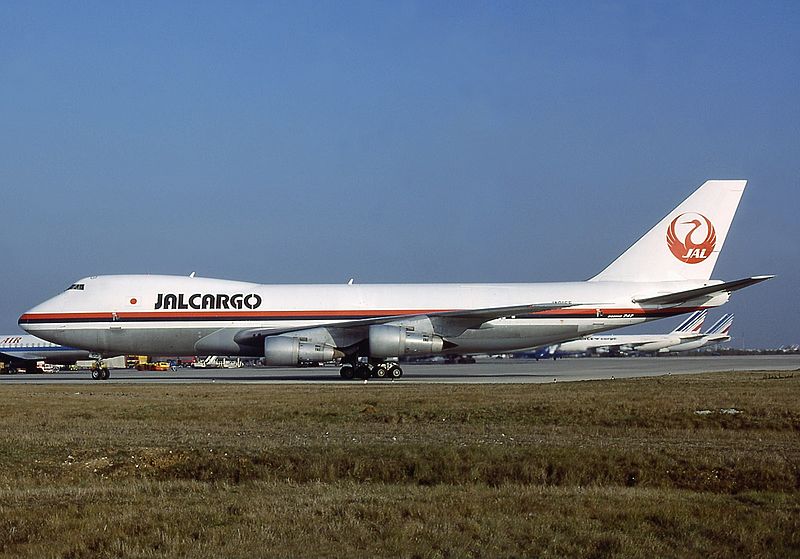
[[66, 284, 85, 291]]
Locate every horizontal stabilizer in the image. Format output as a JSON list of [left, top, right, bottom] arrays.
[[675, 333, 707, 342], [706, 334, 732, 343], [633, 276, 773, 305]]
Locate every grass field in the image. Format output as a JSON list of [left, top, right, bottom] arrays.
[[0, 371, 798, 557]]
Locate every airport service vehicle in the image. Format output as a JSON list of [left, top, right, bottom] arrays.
[[662, 313, 734, 353], [191, 356, 243, 369], [135, 361, 171, 372], [545, 310, 708, 357], [0, 334, 92, 374], [19, 180, 772, 380]]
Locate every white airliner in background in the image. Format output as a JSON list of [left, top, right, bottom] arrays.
[[0, 334, 91, 373], [549, 310, 708, 356], [19, 180, 772, 380], [663, 313, 734, 353]]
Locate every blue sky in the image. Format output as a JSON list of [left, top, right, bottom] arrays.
[[1, 1, 798, 347]]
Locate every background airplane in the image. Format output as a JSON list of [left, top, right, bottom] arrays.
[[536, 312, 735, 358], [539, 310, 708, 358], [0, 334, 91, 373], [663, 313, 734, 353]]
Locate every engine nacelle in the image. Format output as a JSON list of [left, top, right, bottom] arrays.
[[263, 336, 338, 366], [368, 324, 444, 358]]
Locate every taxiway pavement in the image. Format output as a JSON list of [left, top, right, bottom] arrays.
[[1, 355, 798, 384]]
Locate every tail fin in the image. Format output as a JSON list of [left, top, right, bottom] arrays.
[[706, 313, 734, 335], [671, 310, 706, 333], [590, 180, 746, 282]]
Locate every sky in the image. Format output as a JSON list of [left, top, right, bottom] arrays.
[[1, 1, 798, 348]]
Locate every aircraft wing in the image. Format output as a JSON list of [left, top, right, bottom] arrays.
[[192, 302, 577, 354], [231, 302, 574, 346], [0, 351, 41, 361], [632, 276, 774, 305]]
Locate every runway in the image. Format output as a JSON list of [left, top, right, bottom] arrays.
[[1, 355, 798, 384]]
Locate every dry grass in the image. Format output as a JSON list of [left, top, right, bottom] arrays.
[[0, 371, 798, 557]]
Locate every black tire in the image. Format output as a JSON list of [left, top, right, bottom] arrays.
[[374, 366, 388, 378], [340, 365, 354, 380], [91, 369, 101, 380], [389, 365, 403, 379], [101, 368, 110, 380]]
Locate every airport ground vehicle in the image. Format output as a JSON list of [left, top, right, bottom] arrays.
[[135, 361, 170, 371], [191, 356, 243, 369]]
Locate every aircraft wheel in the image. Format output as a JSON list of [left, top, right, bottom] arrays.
[[91, 369, 102, 380], [388, 365, 403, 379], [101, 368, 110, 380], [339, 365, 354, 380], [374, 366, 388, 379]]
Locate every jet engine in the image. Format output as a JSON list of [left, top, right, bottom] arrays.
[[263, 336, 339, 365], [368, 324, 444, 358]]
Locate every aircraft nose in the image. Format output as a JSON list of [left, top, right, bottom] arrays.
[[19, 304, 40, 332], [18, 295, 59, 332]]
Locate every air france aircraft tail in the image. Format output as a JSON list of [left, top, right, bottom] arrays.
[[591, 180, 746, 282], [670, 310, 707, 334], [706, 313, 735, 337]]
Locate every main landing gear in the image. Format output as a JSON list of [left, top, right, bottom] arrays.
[[339, 362, 403, 380], [90, 360, 110, 381]]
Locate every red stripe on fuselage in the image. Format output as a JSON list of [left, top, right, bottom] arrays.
[[18, 307, 708, 324]]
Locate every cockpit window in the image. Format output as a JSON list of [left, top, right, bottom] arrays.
[[66, 284, 85, 291]]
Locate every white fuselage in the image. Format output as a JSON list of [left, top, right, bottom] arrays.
[[19, 275, 726, 358], [0, 333, 91, 364], [556, 333, 691, 354]]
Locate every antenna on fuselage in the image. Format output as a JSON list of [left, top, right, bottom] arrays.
[[347, 278, 354, 285], [189, 272, 196, 278]]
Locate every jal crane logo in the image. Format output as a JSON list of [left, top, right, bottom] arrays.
[[666, 212, 716, 264]]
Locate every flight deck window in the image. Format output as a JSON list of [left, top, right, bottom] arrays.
[[66, 284, 85, 291]]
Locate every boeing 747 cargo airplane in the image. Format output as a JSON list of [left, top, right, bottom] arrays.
[[19, 180, 772, 380]]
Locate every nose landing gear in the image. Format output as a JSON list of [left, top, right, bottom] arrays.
[[90, 360, 110, 380]]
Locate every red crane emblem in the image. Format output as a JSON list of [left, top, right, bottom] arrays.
[[666, 213, 716, 263]]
